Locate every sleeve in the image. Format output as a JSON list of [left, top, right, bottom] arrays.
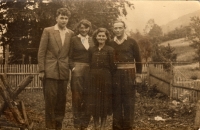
[[38, 28, 48, 72], [69, 38, 75, 70], [109, 48, 117, 74], [133, 40, 142, 74], [88, 48, 93, 68]]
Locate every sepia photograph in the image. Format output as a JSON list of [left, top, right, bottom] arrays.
[[0, 0, 200, 129]]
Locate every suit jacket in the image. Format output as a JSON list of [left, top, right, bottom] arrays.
[[69, 35, 94, 69], [38, 26, 74, 80]]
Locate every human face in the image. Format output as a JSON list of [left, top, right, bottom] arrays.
[[79, 24, 90, 37], [56, 14, 69, 29], [96, 32, 107, 45], [113, 22, 125, 38]]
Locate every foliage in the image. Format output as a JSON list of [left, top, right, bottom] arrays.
[[137, 36, 152, 62], [162, 26, 191, 42], [168, 91, 195, 117], [144, 19, 163, 44], [143, 19, 155, 35], [190, 75, 198, 80], [152, 43, 177, 69], [129, 30, 152, 62], [0, 0, 133, 64], [188, 16, 200, 68]]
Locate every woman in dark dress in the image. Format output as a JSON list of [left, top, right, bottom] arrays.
[[69, 19, 94, 130], [87, 28, 116, 130]]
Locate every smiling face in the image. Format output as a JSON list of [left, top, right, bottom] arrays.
[[56, 14, 69, 29], [96, 32, 107, 45], [79, 24, 90, 37]]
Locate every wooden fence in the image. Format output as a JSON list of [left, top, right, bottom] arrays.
[[2, 63, 199, 102], [0, 64, 149, 91], [148, 63, 200, 102], [0, 64, 42, 90]]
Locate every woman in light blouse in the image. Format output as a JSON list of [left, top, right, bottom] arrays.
[[69, 19, 94, 130]]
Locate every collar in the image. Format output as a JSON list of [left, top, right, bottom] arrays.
[[54, 24, 69, 33], [77, 34, 89, 39], [114, 33, 128, 43], [94, 45, 107, 51]]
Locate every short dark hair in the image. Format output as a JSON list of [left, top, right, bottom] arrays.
[[75, 19, 93, 35], [92, 28, 111, 46], [56, 8, 71, 17], [112, 19, 126, 28]]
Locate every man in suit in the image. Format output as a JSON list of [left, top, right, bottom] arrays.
[[38, 8, 74, 130]]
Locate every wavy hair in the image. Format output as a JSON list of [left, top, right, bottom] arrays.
[[92, 28, 111, 46], [75, 19, 93, 35], [56, 8, 71, 17]]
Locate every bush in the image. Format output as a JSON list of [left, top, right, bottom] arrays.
[[190, 75, 198, 80]]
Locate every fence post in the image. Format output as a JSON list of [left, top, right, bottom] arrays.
[[195, 100, 200, 129], [4, 44, 9, 75], [29, 56, 31, 64], [169, 61, 173, 99]]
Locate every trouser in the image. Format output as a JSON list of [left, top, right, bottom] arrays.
[[43, 78, 68, 130], [112, 68, 136, 130], [71, 62, 91, 129]]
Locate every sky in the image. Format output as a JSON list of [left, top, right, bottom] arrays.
[[121, 1, 200, 33]]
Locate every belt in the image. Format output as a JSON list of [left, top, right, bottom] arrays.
[[74, 62, 89, 66], [116, 63, 135, 69]]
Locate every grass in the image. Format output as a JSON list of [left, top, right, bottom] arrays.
[[159, 38, 200, 79], [159, 38, 196, 62], [0, 86, 197, 130]]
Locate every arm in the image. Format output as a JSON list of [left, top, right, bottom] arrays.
[[132, 40, 143, 84], [38, 28, 48, 80], [109, 48, 117, 74], [133, 40, 142, 74], [69, 38, 75, 70], [88, 47, 93, 68]]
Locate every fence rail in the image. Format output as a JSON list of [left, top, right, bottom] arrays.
[[0, 64, 42, 90], [148, 63, 200, 102], [0, 64, 149, 91], [1, 63, 199, 102]]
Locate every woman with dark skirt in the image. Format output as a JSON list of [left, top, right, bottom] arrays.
[[87, 28, 116, 130], [69, 19, 94, 130]]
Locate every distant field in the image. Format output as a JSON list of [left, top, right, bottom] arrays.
[[174, 62, 200, 79], [159, 38, 199, 79], [159, 38, 196, 62], [159, 38, 192, 47]]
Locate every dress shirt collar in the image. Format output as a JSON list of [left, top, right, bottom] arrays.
[[114, 33, 128, 45], [77, 34, 89, 39], [54, 24, 69, 33]]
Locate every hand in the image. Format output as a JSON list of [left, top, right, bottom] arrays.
[[39, 72, 45, 81], [72, 67, 75, 72], [135, 76, 142, 84]]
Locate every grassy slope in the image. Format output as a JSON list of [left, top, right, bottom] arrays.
[[159, 38, 196, 62], [159, 38, 200, 79]]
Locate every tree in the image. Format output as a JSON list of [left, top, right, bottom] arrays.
[[162, 26, 191, 42], [129, 30, 152, 62], [148, 24, 163, 38], [152, 43, 177, 70], [143, 19, 163, 44], [0, 0, 134, 64], [188, 16, 200, 68], [137, 36, 152, 62], [143, 19, 155, 35]]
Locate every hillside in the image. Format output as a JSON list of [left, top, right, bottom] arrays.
[[161, 10, 200, 34], [159, 38, 199, 79], [159, 38, 196, 62]]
